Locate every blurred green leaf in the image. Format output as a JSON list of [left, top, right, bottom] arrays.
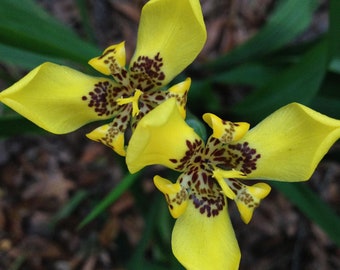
[[270, 182, 340, 247], [207, 0, 318, 69], [186, 111, 207, 142], [212, 62, 282, 88], [0, 43, 66, 69], [318, 72, 340, 99], [128, 193, 184, 270], [188, 79, 221, 115], [9, 255, 26, 270], [329, 58, 340, 73], [76, 0, 96, 43], [78, 172, 140, 229], [327, 0, 340, 75], [232, 39, 328, 122], [311, 96, 340, 119], [50, 190, 88, 229], [328, 0, 340, 63], [0, 0, 100, 65], [0, 114, 47, 137]]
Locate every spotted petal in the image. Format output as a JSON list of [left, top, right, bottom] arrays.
[[126, 98, 201, 173], [225, 179, 271, 224], [0, 62, 119, 134], [129, 0, 206, 87], [232, 103, 340, 181], [166, 77, 191, 118], [154, 175, 189, 218], [172, 197, 240, 270], [86, 121, 126, 157], [88, 42, 129, 86], [203, 113, 250, 143]]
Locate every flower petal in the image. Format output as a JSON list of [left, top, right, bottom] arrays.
[[154, 175, 189, 218], [166, 77, 191, 118], [213, 168, 244, 200], [86, 120, 128, 157], [126, 98, 201, 173], [172, 198, 240, 270], [88, 42, 129, 85], [233, 103, 340, 181], [130, 77, 191, 128], [225, 179, 271, 224], [0, 62, 119, 134], [129, 0, 206, 87], [203, 113, 250, 143]]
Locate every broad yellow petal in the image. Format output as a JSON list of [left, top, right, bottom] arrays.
[[126, 98, 201, 173], [0, 62, 120, 134], [233, 103, 340, 181], [172, 198, 240, 270], [130, 0, 206, 87]]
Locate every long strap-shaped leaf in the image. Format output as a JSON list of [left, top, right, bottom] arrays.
[[232, 39, 328, 122], [270, 181, 340, 247], [78, 172, 140, 229], [0, 0, 100, 65]]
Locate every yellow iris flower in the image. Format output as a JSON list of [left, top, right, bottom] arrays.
[[0, 0, 206, 156], [126, 98, 340, 270]]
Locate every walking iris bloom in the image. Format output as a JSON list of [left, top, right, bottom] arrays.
[[0, 0, 206, 156], [126, 98, 340, 270]]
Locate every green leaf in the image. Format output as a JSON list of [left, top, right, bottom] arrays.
[[329, 58, 340, 73], [212, 62, 282, 88], [186, 111, 207, 142], [9, 255, 26, 270], [0, 0, 100, 65], [128, 193, 184, 270], [0, 114, 47, 137], [207, 0, 318, 69], [0, 43, 66, 69], [270, 182, 340, 246], [232, 39, 328, 122], [328, 0, 340, 63], [49, 190, 88, 229], [311, 96, 340, 119], [188, 79, 221, 115], [75, 0, 96, 43], [327, 0, 340, 74], [78, 172, 140, 229]]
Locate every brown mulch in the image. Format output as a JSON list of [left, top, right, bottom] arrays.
[[0, 0, 339, 269]]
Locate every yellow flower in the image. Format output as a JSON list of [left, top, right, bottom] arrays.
[[0, 0, 206, 156], [126, 98, 340, 270]]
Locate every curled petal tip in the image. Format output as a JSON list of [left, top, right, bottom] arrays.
[[203, 113, 250, 143], [154, 175, 188, 218], [89, 42, 126, 76], [233, 181, 271, 224], [167, 77, 191, 118], [86, 124, 126, 156]]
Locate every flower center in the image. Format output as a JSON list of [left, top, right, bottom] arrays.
[[116, 89, 143, 116]]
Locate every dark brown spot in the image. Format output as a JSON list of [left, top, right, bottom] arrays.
[[82, 81, 122, 117], [129, 52, 166, 91]]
